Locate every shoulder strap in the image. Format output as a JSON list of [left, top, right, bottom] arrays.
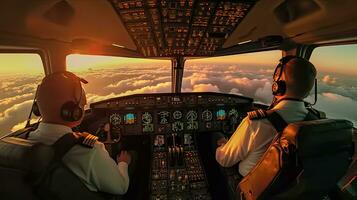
[[306, 107, 326, 120], [247, 109, 288, 133], [266, 110, 288, 133], [29, 133, 81, 188], [52, 133, 98, 161], [52, 133, 81, 161]]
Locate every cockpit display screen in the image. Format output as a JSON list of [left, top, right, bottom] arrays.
[[124, 113, 136, 124], [216, 109, 226, 121]]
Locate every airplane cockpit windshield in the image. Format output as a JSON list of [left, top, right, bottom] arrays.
[[1, 44, 356, 199], [64, 52, 283, 199], [1, 0, 357, 198]]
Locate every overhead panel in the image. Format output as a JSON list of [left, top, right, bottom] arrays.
[[109, 0, 257, 57]]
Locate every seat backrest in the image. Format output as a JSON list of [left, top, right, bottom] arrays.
[[0, 137, 39, 200], [239, 119, 354, 200], [0, 136, 109, 200]]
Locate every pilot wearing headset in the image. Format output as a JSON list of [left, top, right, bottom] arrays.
[[27, 71, 131, 195], [215, 56, 317, 177]]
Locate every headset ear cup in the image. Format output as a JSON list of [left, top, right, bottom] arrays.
[[272, 81, 286, 96], [33, 102, 41, 117], [61, 101, 82, 122], [72, 107, 83, 121], [61, 101, 73, 121]]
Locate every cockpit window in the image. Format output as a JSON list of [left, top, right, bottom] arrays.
[[184, 50, 281, 104], [310, 44, 357, 126], [0, 53, 43, 135], [66, 54, 171, 105]]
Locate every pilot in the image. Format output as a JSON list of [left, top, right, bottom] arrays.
[[215, 56, 317, 177], [28, 71, 131, 195]]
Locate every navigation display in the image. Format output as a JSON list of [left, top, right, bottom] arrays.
[[124, 113, 136, 124], [216, 109, 226, 121]]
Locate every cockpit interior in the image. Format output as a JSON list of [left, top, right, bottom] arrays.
[[1, 0, 357, 200]]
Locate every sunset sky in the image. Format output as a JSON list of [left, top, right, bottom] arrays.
[[0, 45, 356, 134], [1, 44, 357, 75]]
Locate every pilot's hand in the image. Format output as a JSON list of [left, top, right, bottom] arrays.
[[117, 150, 131, 165], [217, 137, 228, 147]]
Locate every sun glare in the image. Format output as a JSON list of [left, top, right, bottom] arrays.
[[66, 54, 169, 72]]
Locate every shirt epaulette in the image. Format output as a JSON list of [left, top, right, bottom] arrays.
[[247, 109, 268, 120], [79, 133, 98, 148]]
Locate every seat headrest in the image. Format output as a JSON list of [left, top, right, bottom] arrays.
[[0, 137, 54, 172], [283, 119, 354, 158]]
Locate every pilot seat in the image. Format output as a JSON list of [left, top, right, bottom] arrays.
[[238, 119, 354, 200], [0, 130, 115, 200]]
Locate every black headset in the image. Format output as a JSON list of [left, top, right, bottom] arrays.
[[271, 55, 297, 96], [32, 72, 85, 122], [60, 82, 84, 122]]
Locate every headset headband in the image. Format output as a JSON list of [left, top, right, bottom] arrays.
[[273, 55, 297, 81]]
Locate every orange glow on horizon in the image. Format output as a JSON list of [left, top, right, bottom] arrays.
[[66, 54, 170, 71], [1, 49, 356, 76]]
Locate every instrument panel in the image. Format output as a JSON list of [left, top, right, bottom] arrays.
[[87, 92, 253, 200], [90, 92, 253, 141]]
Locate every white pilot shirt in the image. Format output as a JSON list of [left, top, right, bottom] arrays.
[[216, 100, 308, 176], [28, 123, 129, 195]]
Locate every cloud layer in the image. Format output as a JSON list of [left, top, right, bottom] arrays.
[[1, 64, 356, 135]]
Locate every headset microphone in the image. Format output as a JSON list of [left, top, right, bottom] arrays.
[[26, 85, 41, 128], [311, 78, 318, 106]]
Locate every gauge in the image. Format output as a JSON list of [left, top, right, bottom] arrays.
[[172, 121, 184, 132], [186, 110, 198, 121], [187, 121, 198, 130], [202, 109, 213, 121], [158, 111, 170, 124], [229, 109, 239, 118], [142, 112, 153, 124], [109, 113, 121, 126], [228, 109, 239, 124], [173, 110, 182, 120]]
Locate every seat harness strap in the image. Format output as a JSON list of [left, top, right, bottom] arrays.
[[266, 111, 288, 133], [52, 133, 81, 161], [266, 109, 321, 137]]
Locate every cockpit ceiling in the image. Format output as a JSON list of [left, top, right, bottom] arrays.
[[109, 0, 257, 57]]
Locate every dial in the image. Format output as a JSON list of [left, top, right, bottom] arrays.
[[109, 113, 121, 126], [142, 112, 153, 124], [229, 109, 239, 118], [186, 110, 198, 121], [158, 111, 170, 124], [172, 121, 184, 132], [202, 110, 213, 121], [173, 110, 182, 120], [229, 109, 240, 125]]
